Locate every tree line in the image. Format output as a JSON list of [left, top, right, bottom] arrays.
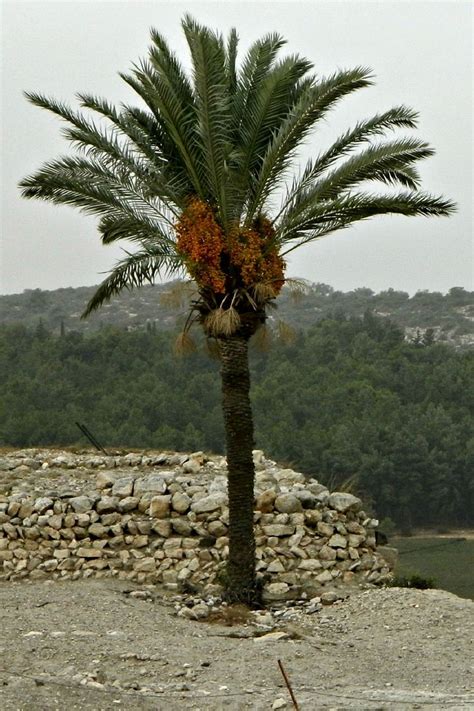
[[1, 314, 473, 529], [2, 284, 473, 347]]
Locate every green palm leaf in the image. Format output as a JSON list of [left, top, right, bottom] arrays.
[[19, 154, 175, 229], [182, 15, 234, 225], [245, 66, 374, 221], [82, 245, 183, 317], [278, 105, 419, 217], [279, 191, 455, 253]]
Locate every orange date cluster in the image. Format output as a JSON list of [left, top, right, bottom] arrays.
[[175, 198, 285, 296]]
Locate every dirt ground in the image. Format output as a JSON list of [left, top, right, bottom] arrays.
[[0, 580, 473, 710]]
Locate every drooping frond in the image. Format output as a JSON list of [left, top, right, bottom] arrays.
[[96, 213, 175, 247], [24, 92, 152, 175], [281, 137, 434, 227], [19, 154, 176, 229], [74, 93, 162, 167], [160, 280, 196, 309], [308, 105, 419, 179], [277, 105, 420, 218], [174, 330, 198, 356], [82, 245, 183, 317], [74, 93, 184, 203], [279, 190, 456, 253], [284, 277, 313, 302]]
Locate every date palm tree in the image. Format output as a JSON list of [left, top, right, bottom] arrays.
[[20, 16, 454, 603]]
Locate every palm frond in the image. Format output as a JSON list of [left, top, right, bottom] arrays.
[[279, 190, 456, 253], [282, 137, 433, 227], [25, 92, 150, 175], [119, 60, 205, 198], [75, 92, 187, 204], [225, 28, 239, 96], [19, 154, 176, 229], [205, 306, 241, 336], [122, 104, 194, 202], [309, 105, 419, 179], [284, 277, 313, 302], [182, 14, 234, 225], [82, 246, 183, 317], [174, 330, 198, 356], [75, 92, 163, 166], [277, 105, 419, 219], [96, 213, 175, 247], [252, 323, 272, 351], [276, 319, 297, 344], [235, 55, 313, 218], [149, 26, 195, 106], [232, 32, 287, 130], [159, 280, 196, 309], [245, 66, 374, 221]]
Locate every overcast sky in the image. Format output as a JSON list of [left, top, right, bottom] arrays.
[[1, 0, 472, 296]]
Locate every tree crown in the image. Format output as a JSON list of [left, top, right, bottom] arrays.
[[20, 15, 455, 336]]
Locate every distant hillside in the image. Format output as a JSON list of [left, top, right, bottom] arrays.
[[1, 282, 473, 347]]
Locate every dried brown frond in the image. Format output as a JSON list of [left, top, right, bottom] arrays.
[[204, 307, 241, 336], [277, 320, 296, 344], [252, 324, 272, 352], [174, 330, 197, 356], [285, 277, 312, 303], [252, 282, 278, 303]]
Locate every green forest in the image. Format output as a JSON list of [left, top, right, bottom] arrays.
[[1, 313, 472, 529]]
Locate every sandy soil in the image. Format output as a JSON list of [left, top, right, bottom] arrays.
[[0, 580, 473, 710]]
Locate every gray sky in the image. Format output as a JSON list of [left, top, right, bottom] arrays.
[[1, 0, 472, 296]]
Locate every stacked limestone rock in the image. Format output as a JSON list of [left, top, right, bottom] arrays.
[[0, 449, 392, 600]]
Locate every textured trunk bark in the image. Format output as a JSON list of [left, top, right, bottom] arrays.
[[219, 335, 258, 604]]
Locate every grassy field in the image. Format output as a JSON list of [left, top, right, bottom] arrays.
[[391, 536, 474, 600]]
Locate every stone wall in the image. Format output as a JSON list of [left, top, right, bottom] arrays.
[[0, 449, 392, 600]]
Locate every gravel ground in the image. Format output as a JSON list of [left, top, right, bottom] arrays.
[[0, 580, 473, 710]]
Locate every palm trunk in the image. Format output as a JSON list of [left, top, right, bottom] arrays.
[[219, 335, 257, 604]]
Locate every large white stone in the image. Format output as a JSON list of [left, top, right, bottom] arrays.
[[317, 521, 335, 537], [171, 492, 191, 514], [328, 492, 362, 513], [191, 493, 227, 513], [68, 496, 93, 514], [33, 497, 54, 514], [262, 524, 295, 537], [263, 582, 290, 600], [149, 495, 171, 519], [274, 494, 303, 514], [273, 468, 305, 485], [134, 474, 169, 496], [316, 570, 333, 584], [328, 533, 348, 549], [112, 477, 135, 498]]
